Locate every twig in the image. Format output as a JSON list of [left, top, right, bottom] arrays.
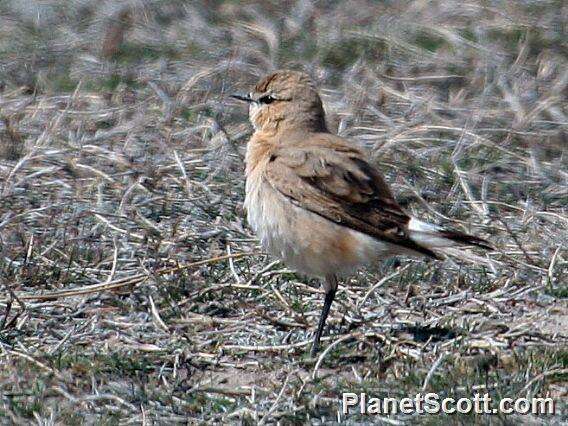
[[358, 264, 411, 308], [258, 372, 291, 425], [0, 252, 259, 302], [149, 295, 169, 333], [4, 350, 65, 381], [312, 333, 359, 379], [422, 351, 448, 392], [518, 368, 568, 397]]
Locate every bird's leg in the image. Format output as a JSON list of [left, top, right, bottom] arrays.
[[311, 274, 338, 357]]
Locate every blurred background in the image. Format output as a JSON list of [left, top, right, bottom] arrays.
[[0, 0, 567, 423]]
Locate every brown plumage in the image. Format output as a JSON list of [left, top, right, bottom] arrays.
[[233, 70, 490, 356], [265, 137, 441, 259]]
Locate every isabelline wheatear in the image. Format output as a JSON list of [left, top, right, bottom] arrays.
[[233, 70, 490, 356]]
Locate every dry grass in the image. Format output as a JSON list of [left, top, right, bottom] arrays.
[[0, 0, 567, 424]]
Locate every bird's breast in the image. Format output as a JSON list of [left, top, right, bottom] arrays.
[[244, 172, 395, 277]]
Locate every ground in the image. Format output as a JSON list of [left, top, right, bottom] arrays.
[[0, 0, 567, 424]]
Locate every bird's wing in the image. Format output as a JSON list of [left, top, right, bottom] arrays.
[[264, 135, 439, 258]]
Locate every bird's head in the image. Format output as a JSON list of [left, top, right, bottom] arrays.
[[232, 70, 327, 134]]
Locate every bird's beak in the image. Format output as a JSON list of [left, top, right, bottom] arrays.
[[231, 93, 254, 103]]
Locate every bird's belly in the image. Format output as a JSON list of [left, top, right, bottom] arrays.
[[245, 181, 398, 277]]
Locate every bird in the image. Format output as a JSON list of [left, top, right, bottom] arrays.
[[232, 70, 490, 356]]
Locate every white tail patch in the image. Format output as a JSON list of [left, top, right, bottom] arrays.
[[408, 217, 440, 233], [408, 217, 456, 248]]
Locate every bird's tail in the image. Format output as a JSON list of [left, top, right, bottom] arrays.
[[407, 217, 492, 253]]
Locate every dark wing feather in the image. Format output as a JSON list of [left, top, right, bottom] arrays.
[[264, 138, 440, 258]]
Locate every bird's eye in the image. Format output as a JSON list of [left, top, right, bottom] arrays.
[[258, 94, 276, 104]]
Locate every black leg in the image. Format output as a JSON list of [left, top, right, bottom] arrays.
[[311, 275, 338, 357]]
